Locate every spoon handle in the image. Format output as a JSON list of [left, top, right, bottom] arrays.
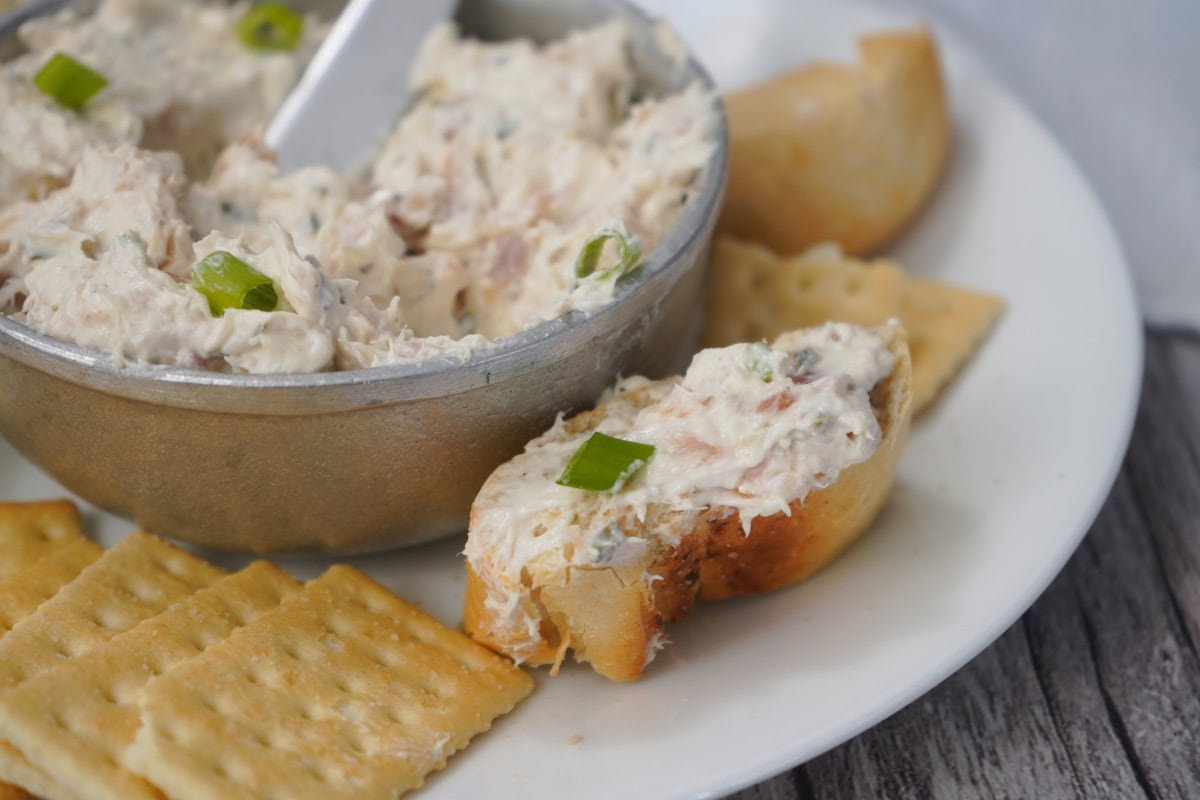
[[267, 0, 459, 172]]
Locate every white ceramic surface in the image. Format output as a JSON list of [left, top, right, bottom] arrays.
[[0, 0, 1142, 797]]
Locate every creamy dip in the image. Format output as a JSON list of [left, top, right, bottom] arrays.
[[0, 0, 715, 372], [465, 321, 897, 661]]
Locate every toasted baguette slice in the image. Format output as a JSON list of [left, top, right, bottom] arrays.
[[464, 322, 913, 681], [719, 27, 950, 256]]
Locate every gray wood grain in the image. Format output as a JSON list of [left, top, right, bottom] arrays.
[[729, 330, 1200, 800]]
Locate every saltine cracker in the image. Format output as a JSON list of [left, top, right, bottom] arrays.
[[125, 565, 534, 800], [0, 562, 300, 800], [704, 237, 1003, 413], [0, 500, 86, 581], [0, 531, 225, 796], [0, 538, 102, 637]]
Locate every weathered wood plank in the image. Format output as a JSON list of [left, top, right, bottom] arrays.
[[1140, 333, 1200, 662], [727, 332, 1200, 800], [1023, 334, 1200, 799], [1022, 474, 1174, 800], [798, 621, 1081, 799]]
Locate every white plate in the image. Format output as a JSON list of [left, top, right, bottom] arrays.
[[0, 0, 1142, 797]]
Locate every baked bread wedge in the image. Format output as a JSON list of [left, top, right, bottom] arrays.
[[463, 321, 914, 681], [719, 27, 950, 256]]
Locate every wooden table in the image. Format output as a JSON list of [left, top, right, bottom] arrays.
[[730, 329, 1200, 799]]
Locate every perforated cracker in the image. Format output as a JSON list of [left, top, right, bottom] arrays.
[[125, 565, 534, 800], [0, 539, 102, 638], [899, 273, 1006, 413], [0, 531, 226, 694], [0, 500, 86, 581], [704, 237, 1003, 413], [0, 532, 226, 797], [0, 530, 100, 800], [0, 561, 301, 800]]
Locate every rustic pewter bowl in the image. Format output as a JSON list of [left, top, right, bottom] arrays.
[[0, 0, 728, 553]]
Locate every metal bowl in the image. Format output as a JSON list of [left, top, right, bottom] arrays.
[[0, 0, 728, 553]]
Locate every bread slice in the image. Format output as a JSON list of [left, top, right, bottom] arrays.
[[463, 322, 914, 681], [719, 27, 950, 256]]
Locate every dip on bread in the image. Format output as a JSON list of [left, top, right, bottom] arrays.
[[463, 321, 913, 679], [0, 0, 715, 373]]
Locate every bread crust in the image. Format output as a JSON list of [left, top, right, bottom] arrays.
[[719, 28, 950, 256], [700, 332, 912, 597], [463, 325, 913, 681]]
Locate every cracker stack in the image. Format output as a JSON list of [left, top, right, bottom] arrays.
[[0, 501, 533, 800], [0, 501, 99, 800]]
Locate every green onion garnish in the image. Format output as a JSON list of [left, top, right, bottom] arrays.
[[557, 432, 656, 493], [745, 341, 775, 382], [238, 2, 304, 52], [574, 224, 643, 282], [33, 52, 108, 111], [192, 251, 278, 317]]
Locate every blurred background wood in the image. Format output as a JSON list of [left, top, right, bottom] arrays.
[[730, 329, 1200, 799]]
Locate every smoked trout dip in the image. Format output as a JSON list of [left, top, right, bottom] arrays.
[[0, 0, 716, 373], [464, 321, 897, 662]]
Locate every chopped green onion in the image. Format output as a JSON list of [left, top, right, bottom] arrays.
[[238, 2, 304, 52], [557, 432, 655, 493], [574, 224, 643, 282], [33, 52, 108, 111], [745, 341, 775, 382], [192, 251, 278, 317]]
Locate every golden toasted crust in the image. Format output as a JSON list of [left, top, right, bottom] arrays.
[[463, 326, 913, 681], [719, 28, 950, 255], [0, 783, 29, 800], [700, 326, 912, 597]]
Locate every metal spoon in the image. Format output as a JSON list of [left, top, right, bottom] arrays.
[[266, 0, 459, 172]]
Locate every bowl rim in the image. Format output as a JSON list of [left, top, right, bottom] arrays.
[[0, 0, 729, 403]]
